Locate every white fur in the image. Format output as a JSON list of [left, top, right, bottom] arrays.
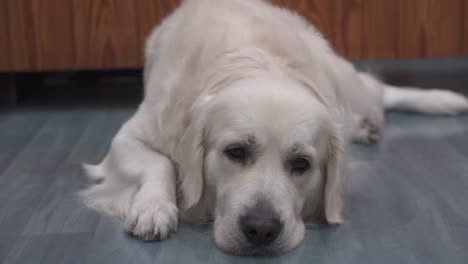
[[80, 0, 468, 256], [384, 86, 468, 114]]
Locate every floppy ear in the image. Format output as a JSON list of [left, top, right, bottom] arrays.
[[176, 102, 209, 210], [323, 124, 346, 224]]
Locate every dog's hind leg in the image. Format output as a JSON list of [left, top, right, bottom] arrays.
[[351, 113, 382, 144], [346, 72, 385, 144]]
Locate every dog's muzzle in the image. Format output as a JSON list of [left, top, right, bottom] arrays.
[[238, 200, 283, 247]]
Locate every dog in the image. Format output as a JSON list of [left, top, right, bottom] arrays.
[[80, 0, 468, 256]]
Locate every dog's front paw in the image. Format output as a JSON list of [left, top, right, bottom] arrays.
[[124, 201, 178, 241]]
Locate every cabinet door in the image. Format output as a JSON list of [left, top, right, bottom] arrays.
[[273, 0, 466, 59], [5, 0, 76, 71], [1, 0, 178, 71]]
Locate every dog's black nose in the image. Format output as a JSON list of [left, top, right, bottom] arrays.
[[240, 211, 282, 246]]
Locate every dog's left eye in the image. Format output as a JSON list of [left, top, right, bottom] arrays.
[[290, 157, 310, 173], [224, 146, 247, 162]]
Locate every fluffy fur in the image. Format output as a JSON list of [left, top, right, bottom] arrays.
[[80, 0, 468, 256]]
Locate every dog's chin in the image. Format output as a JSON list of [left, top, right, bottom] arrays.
[[218, 245, 279, 257], [214, 224, 305, 257], [216, 239, 303, 257], [214, 219, 305, 257]]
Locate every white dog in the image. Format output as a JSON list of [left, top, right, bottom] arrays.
[[80, 0, 468, 256]]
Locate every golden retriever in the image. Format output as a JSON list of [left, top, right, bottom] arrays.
[[80, 0, 468, 256]]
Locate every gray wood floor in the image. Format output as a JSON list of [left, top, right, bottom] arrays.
[[1, 61, 467, 263]]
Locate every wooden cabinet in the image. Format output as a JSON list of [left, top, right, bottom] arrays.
[[275, 0, 467, 59], [1, 0, 467, 72], [0, 0, 178, 71]]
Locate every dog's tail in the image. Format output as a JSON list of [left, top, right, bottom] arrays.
[[383, 85, 468, 115]]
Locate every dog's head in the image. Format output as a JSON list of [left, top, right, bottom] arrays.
[[176, 74, 345, 256]]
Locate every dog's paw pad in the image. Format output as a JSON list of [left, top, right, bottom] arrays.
[[125, 201, 178, 241], [358, 118, 382, 144]]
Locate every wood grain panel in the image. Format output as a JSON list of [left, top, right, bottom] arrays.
[[134, 0, 180, 53], [272, 0, 332, 39], [398, 0, 464, 58], [7, 0, 75, 71], [398, 0, 465, 58], [423, 0, 463, 57], [361, 0, 398, 59], [465, 0, 468, 55], [398, 0, 427, 58], [7, 0, 40, 71], [1, 0, 468, 72], [0, 1, 11, 70], [36, 0, 76, 70], [329, 0, 362, 59], [73, 0, 141, 69]]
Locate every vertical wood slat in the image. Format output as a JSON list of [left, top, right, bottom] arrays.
[[134, 0, 180, 53], [329, 0, 362, 59], [7, 0, 75, 71], [425, 0, 464, 57], [272, 0, 332, 40], [398, 0, 464, 58], [7, 0, 40, 71], [0, 1, 11, 71], [72, 0, 179, 69], [73, 0, 141, 69], [465, 0, 468, 55], [37, 0, 76, 70], [3, 0, 166, 71], [361, 0, 398, 59], [397, 0, 428, 58]]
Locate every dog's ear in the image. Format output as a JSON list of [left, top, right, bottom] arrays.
[[323, 124, 346, 224], [177, 99, 210, 210]]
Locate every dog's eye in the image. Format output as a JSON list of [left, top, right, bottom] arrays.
[[224, 146, 247, 162], [290, 157, 310, 173]]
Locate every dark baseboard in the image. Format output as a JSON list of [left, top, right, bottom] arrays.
[[1, 57, 467, 109], [0, 73, 17, 108]]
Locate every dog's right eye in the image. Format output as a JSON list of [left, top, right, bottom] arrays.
[[224, 146, 247, 162]]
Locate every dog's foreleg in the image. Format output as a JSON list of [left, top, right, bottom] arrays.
[[81, 118, 178, 241]]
